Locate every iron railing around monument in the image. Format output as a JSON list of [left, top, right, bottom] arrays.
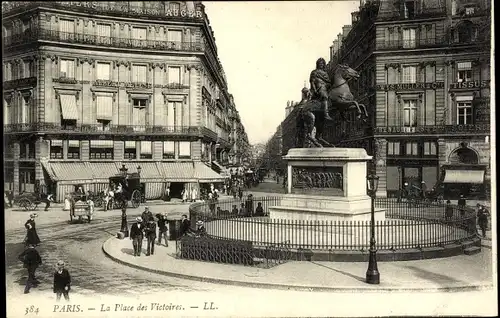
[[189, 197, 478, 252]]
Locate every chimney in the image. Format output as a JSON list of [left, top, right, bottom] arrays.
[[351, 11, 360, 24], [342, 25, 352, 38]]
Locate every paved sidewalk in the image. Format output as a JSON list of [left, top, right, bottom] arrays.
[[103, 237, 494, 292]]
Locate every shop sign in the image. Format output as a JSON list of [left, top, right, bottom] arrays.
[[449, 80, 490, 89], [376, 82, 444, 91]]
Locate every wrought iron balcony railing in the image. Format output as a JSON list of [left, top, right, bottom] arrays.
[[377, 36, 448, 50], [377, 7, 447, 21], [3, 77, 38, 90], [374, 124, 491, 135], [3, 29, 203, 52], [4, 123, 203, 135]]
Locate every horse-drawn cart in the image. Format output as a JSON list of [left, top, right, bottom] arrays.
[[108, 171, 142, 209], [70, 199, 92, 223], [14, 192, 42, 211]]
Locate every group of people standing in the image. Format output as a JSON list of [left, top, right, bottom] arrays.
[[129, 207, 195, 256]]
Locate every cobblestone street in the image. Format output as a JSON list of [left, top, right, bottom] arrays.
[[5, 204, 243, 299]]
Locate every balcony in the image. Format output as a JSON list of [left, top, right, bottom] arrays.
[[3, 29, 203, 52], [374, 124, 490, 135], [4, 123, 202, 136], [377, 7, 446, 22], [3, 77, 37, 90], [2, 2, 205, 23], [377, 36, 447, 50]]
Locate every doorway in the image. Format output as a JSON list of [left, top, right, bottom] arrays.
[[169, 182, 184, 199]]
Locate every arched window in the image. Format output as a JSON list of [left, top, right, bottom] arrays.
[[449, 147, 479, 164], [456, 20, 477, 43]]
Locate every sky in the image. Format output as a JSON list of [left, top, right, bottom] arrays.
[[203, 0, 360, 145]]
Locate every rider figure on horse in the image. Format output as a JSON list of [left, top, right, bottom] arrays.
[[309, 58, 333, 121]]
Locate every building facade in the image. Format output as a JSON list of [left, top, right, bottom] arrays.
[[3, 1, 249, 201], [281, 0, 491, 198]]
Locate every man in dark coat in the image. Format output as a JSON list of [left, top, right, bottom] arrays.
[[477, 204, 489, 238], [145, 219, 157, 256], [25, 213, 41, 247], [130, 217, 144, 256], [53, 260, 71, 301], [18, 244, 42, 294], [255, 202, 265, 217], [141, 206, 154, 227], [180, 214, 191, 237], [157, 213, 169, 247]]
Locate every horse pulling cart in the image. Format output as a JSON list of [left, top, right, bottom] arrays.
[[14, 192, 42, 211], [108, 171, 142, 209]]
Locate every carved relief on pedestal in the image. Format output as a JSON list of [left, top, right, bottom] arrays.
[[291, 166, 344, 196]]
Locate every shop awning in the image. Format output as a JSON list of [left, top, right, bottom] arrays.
[[85, 162, 119, 183], [41, 162, 93, 183], [158, 162, 197, 182], [443, 170, 485, 184], [118, 162, 163, 181], [60, 95, 79, 120], [193, 162, 226, 183]]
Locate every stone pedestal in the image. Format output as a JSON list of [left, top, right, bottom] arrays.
[[269, 148, 385, 221]]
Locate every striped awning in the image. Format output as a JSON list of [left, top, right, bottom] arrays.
[[443, 170, 485, 184], [60, 94, 79, 120], [41, 162, 93, 182], [119, 162, 163, 181], [96, 95, 113, 120], [158, 162, 197, 182], [86, 162, 119, 183], [193, 162, 225, 183]]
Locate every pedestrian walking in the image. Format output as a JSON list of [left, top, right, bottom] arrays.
[[181, 189, 187, 202], [44, 192, 54, 211], [53, 260, 71, 301], [458, 194, 466, 208], [180, 214, 191, 237], [157, 213, 169, 247], [4, 191, 9, 209], [86, 198, 94, 221], [145, 219, 157, 256], [141, 206, 153, 226], [18, 244, 42, 294], [445, 200, 453, 220], [7, 190, 14, 208], [63, 193, 71, 211], [24, 213, 41, 247], [191, 188, 197, 202], [130, 217, 144, 256], [477, 204, 489, 238]]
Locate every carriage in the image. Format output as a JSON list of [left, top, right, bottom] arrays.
[[69, 199, 92, 223], [108, 172, 142, 209], [13, 192, 42, 211]]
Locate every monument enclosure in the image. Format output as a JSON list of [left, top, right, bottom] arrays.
[[270, 148, 386, 221]]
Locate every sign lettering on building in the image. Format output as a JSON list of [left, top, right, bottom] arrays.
[[449, 80, 490, 90], [376, 82, 445, 91]]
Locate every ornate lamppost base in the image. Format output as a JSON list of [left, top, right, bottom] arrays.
[[120, 216, 129, 238], [365, 250, 380, 284]]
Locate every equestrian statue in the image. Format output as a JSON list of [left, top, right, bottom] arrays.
[[295, 57, 369, 148]]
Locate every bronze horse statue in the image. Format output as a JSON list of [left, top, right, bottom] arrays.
[[296, 62, 368, 148]]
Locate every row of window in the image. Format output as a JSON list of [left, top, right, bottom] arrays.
[[387, 141, 437, 157], [398, 97, 473, 127], [391, 61, 476, 84], [49, 140, 191, 160], [3, 59, 184, 83], [401, 0, 479, 19]]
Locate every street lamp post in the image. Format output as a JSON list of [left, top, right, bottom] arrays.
[[120, 206, 129, 238], [397, 166, 402, 202], [366, 174, 380, 285]]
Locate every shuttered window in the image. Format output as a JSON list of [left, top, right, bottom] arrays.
[[60, 59, 75, 78], [124, 141, 136, 159], [168, 67, 181, 84], [140, 141, 152, 159], [68, 140, 80, 159], [163, 141, 175, 159], [132, 65, 147, 83], [50, 140, 63, 159], [59, 19, 75, 41], [178, 141, 191, 158], [96, 62, 111, 80]]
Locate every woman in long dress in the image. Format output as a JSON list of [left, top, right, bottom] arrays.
[[63, 193, 71, 211], [24, 213, 41, 246]]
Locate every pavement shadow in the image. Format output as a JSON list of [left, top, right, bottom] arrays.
[[403, 265, 466, 286], [311, 262, 365, 283], [120, 248, 135, 256]]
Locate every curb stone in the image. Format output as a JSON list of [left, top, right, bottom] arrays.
[[102, 238, 493, 293]]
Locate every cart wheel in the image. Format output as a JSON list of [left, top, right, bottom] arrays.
[[21, 199, 31, 211], [131, 190, 141, 208]]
